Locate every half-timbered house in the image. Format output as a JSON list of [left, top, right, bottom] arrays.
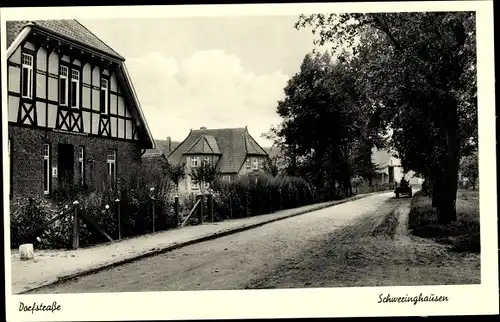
[[5, 20, 155, 199]]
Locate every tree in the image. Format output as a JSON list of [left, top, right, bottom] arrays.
[[263, 156, 280, 177], [296, 12, 477, 223], [189, 159, 220, 193], [163, 161, 186, 196], [266, 51, 384, 200], [460, 152, 478, 190]]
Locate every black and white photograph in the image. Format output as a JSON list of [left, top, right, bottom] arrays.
[[2, 1, 497, 320]]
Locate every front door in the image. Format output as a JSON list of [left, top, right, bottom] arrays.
[[58, 143, 75, 196]]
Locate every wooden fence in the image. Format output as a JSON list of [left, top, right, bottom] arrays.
[[17, 196, 182, 250]]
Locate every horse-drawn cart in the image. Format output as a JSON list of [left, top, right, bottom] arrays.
[[395, 179, 412, 198]]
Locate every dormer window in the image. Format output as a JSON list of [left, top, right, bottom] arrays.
[[70, 69, 80, 108], [246, 158, 251, 169], [100, 78, 109, 114], [59, 66, 69, 106], [21, 53, 33, 99], [191, 156, 199, 167]]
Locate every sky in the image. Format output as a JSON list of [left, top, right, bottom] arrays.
[[79, 16, 321, 147]]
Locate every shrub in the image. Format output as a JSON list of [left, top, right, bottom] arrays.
[[10, 197, 73, 250], [210, 172, 315, 221]]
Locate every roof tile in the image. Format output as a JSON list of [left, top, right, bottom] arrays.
[[6, 19, 123, 59]]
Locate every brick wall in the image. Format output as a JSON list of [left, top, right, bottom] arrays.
[[9, 125, 143, 199]]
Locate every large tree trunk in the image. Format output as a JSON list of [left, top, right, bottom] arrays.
[[433, 96, 460, 224], [422, 174, 432, 196]]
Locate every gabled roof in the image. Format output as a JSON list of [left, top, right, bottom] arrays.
[[167, 127, 269, 173], [6, 19, 124, 60], [5, 19, 155, 149], [184, 135, 221, 155]]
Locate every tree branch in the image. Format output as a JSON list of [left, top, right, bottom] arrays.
[[371, 15, 402, 52]]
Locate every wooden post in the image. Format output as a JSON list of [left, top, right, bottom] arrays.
[[152, 197, 156, 233], [174, 196, 180, 227], [229, 194, 233, 219], [207, 193, 214, 223], [115, 199, 121, 240], [245, 192, 250, 217], [279, 188, 283, 210], [198, 193, 204, 224], [72, 201, 80, 250]]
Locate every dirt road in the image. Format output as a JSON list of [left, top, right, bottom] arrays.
[[28, 192, 479, 294]]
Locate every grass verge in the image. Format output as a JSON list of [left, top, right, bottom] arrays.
[[408, 189, 480, 253]]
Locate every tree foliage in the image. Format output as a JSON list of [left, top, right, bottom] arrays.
[[262, 156, 280, 177], [294, 12, 477, 223], [460, 152, 478, 190], [189, 160, 220, 192], [163, 161, 186, 195], [266, 50, 385, 200]]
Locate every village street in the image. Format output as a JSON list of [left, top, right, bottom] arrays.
[[26, 191, 479, 294]]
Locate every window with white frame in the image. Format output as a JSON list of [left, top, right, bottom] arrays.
[[246, 158, 251, 169], [70, 69, 80, 108], [222, 175, 231, 182], [107, 150, 116, 182], [21, 53, 33, 99], [252, 157, 258, 170], [259, 158, 264, 169], [100, 78, 108, 114], [59, 66, 69, 106], [203, 156, 210, 165], [191, 156, 199, 167], [78, 146, 85, 185], [43, 144, 50, 195]]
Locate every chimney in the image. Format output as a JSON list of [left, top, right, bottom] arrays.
[[200, 126, 207, 130], [166, 136, 172, 153]]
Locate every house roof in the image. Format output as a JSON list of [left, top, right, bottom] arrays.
[[5, 19, 156, 149], [6, 19, 124, 60], [265, 145, 282, 160], [167, 127, 269, 173], [184, 135, 221, 155], [143, 139, 181, 158]]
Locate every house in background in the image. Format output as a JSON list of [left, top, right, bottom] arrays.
[[371, 148, 424, 186], [167, 127, 270, 193], [142, 137, 181, 169], [5, 20, 155, 199]]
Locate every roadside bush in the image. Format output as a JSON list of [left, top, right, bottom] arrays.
[[408, 190, 480, 253], [10, 197, 73, 250], [210, 172, 315, 221]]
